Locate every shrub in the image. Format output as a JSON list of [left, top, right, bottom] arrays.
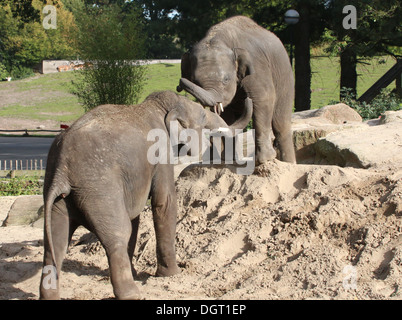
[[0, 63, 9, 80], [71, 4, 147, 111], [9, 65, 35, 80], [340, 87, 402, 120], [0, 176, 42, 196]]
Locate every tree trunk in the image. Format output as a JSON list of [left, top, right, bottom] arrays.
[[340, 47, 357, 99], [294, 2, 311, 112]]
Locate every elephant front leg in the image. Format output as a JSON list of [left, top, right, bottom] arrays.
[[151, 167, 181, 277], [241, 75, 277, 165], [252, 101, 277, 165]]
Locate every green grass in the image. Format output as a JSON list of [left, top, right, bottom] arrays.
[[0, 98, 82, 122], [140, 63, 182, 101], [0, 57, 398, 124], [311, 55, 397, 108]]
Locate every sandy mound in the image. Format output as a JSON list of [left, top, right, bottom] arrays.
[[1, 160, 401, 300]]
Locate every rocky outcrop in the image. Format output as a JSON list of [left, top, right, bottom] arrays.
[[292, 103, 363, 163], [314, 110, 402, 168], [293, 105, 402, 168], [1, 195, 43, 226]]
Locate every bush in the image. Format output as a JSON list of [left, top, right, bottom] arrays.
[[0, 177, 42, 196], [340, 87, 402, 120], [0, 63, 9, 80], [9, 65, 35, 80], [71, 4, 147, 111]]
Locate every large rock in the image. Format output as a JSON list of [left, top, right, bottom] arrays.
[[379, 110, 402, 125], [315, 120, 402, 168], [292, 103, 363, 163], [1, 195, 44, 226], [292, 103, 362, 125]]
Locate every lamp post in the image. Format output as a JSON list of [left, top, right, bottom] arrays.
[[284, 9, 300, 67]]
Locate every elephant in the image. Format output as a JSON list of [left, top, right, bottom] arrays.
[[177, 15, 296, 165], [39, 91, 252, 300]]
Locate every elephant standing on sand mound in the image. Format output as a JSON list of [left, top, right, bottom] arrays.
[[39, 91, 252, 300], [177, 15, 296, 165]]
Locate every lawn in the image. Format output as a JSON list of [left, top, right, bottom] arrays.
[[0, 56, 398, 123], [310, 55, 397, 108]]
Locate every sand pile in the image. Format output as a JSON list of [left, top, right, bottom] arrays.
[[2, 158, 400, 300], [135, 161, 402, 300]]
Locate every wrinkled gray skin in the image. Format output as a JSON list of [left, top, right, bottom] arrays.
[[39, 91, 251, 300], [177, 16, 296, 164]]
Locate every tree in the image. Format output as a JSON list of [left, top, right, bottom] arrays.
[[326, 0, 402, 99], [253, 0, 329, 111], [0, 0, 77, 78], [71, 3, 147, 111], [135, 0, 183, 58]]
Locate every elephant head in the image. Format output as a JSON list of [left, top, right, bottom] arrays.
[[177, 42, 254, 118], [164, 94, 252, 137], [163, 94, 252, 159]]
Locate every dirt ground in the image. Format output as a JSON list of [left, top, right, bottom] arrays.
[[1, 157, 401, 300]]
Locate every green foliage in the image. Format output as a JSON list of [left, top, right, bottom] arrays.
[[340, 87, 402, 120], [0, 62, 9, 79], [135, 0, 183, 58], [0, 0, 77, 79], [0, 176, 42, 196], [9, 65, 35, 80], [71, 4, 147, 111], [325, 0, 401, 58]]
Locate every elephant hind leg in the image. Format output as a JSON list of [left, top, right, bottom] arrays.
[[151, 167, 180, 277], [83, 199, 141, 300], [128, 215, 140, 278]]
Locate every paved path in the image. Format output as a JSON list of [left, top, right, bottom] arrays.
[[0, 137, 54, 170]]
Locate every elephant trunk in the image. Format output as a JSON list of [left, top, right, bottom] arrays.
[[178, 78, 221, 108], [205, 97, 253, 133]]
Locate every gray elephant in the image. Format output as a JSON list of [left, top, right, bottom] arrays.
[[177, 15, 296, 165], [39, 91, 251, 300]]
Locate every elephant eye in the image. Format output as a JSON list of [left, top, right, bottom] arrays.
[[223, 75, 230, 85]]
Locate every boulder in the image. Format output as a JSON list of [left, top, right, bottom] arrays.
[[315, 121, 402, 168], [292, 103, 362, 126], [314, 103, 362, 124], [292, 103, 363, 163], [379, 110, 402, 125], [1, 195, 44, 226]]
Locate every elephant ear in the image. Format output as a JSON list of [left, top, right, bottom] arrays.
[[233, 48, 255, 80], [165, 105, 188, 135]]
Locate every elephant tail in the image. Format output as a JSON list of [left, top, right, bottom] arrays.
[[43, 173, 71, 276]]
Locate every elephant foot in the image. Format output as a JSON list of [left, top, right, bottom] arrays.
[[156, 263, 181, 277], [114, 284, 141, 300], [255, 147, 277, 166], [39, 289, 60, 300]]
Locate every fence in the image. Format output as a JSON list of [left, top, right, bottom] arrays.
[[0, 159, 45, 171]]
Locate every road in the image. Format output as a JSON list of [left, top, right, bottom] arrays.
[[0, 136, 54, 170]]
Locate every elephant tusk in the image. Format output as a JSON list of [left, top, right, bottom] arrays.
[[214, 103, 224, 114], [219, 103, 224, 113]]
